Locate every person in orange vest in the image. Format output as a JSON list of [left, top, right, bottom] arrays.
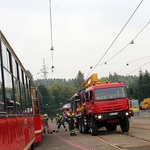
[[67, 108, 77, 136], [56, 114, 67, 132]]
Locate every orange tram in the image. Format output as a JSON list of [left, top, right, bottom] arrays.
[[0, 30, 45, 150]]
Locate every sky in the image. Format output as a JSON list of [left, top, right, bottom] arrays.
[[0, 0, 150, 80]]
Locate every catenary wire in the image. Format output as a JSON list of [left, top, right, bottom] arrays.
[[89, 20, 150, 70], [105, 21, 150, 64], [126, 60, 150, 76], [86, 0, 144, 79], [118, 56, 149, 74]]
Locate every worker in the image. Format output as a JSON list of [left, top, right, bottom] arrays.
[[67, 108, 77, 136], [56, 114, 67, 132], [44, 114, 49, 121], [44, 114, 51, 134]]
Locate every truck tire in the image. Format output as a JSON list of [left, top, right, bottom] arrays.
[[120, 117, 129, 132], [81, 118, 88, 134], [89, 118, 98, 136], [79, 118, 82, 133]]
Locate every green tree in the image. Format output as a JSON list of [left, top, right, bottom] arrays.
[[38, 84, 51, 115], [74, 71, 84, 90]]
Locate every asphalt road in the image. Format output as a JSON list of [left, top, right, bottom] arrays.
[[35, 116, 150, 150]]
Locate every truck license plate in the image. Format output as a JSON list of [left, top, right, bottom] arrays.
[[109, 112, 118, 116]]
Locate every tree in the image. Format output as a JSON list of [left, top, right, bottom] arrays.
[[38, 84, 51, 115], [74, 71, 84, 90]]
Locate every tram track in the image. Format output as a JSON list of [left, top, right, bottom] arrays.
[[95, 129, 150, 150], [96, 136, 124, 150], [125, 133, 150, 143]]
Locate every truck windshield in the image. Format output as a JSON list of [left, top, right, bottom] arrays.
[[94, 87, 126, 101]]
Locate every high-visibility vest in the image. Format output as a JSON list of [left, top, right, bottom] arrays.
[[67, 112, 74, 117]]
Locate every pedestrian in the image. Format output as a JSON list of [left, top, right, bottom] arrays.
[[67, 108, 77, 136], [56, 114, 67, 132]]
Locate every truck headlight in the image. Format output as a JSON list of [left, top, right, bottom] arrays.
[[98, 115, 102, 119], [95, 114, 102, 119], [125, 112, 129, 116]]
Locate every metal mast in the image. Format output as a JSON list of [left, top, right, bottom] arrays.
[[49, 0, 54, 72], [41, 59, 48, 80]]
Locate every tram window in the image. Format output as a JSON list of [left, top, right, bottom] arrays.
[[0, 102, 5, 112], [12, 56, 16, 77], [26, 76, 32, 114], [25, 75, 28, 89], [0, 62, 5, 112], [19, 66, 23, 83], [25, 88, 30, 114], [7, 99, 15, 114], [23, 72, 26, 86], [2, 42, 11, 72], [3, 69, 14, 114], [16, 102, 21, 114], [0, 89, 5, 112], [12, 56, 19, 79], [13, 77, 22, 114], [20, 84, 26, 114]]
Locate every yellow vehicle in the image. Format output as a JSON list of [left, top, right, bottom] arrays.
[[129, 99, 139, 116], [140, 98, 150, 110]]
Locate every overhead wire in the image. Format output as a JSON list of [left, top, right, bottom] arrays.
[[87, 0, 144, 79], [104, 21, 150, 64], [118, 56, 149, 74], [88, 20, 150, 70], [126, 60, 150, 76]]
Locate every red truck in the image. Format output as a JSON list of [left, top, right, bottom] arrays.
[[69, 74, 130, 135]]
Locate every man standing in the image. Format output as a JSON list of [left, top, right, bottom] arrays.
[[67, 109, 77, 136], [56, 114, 67, 132]]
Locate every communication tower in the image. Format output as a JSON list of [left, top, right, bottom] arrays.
[[39, 59, 49, 80]]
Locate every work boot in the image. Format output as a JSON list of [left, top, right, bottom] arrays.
[[70, 133, 73, 136], [73, 133, 77, 136]]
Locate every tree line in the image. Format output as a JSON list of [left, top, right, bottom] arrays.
[[28, 70, 150, 117]]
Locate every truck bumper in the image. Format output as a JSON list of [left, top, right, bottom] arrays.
[[94, 110, 130, 121]]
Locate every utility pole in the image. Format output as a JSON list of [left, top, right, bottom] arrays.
[[39, 59, 49, 80]]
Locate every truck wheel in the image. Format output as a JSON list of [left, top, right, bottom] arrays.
[[79, 118, 82, 133], [89, 118, 98, 136], [81, 118, 88, 134], [120, 117, 129, 132]]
